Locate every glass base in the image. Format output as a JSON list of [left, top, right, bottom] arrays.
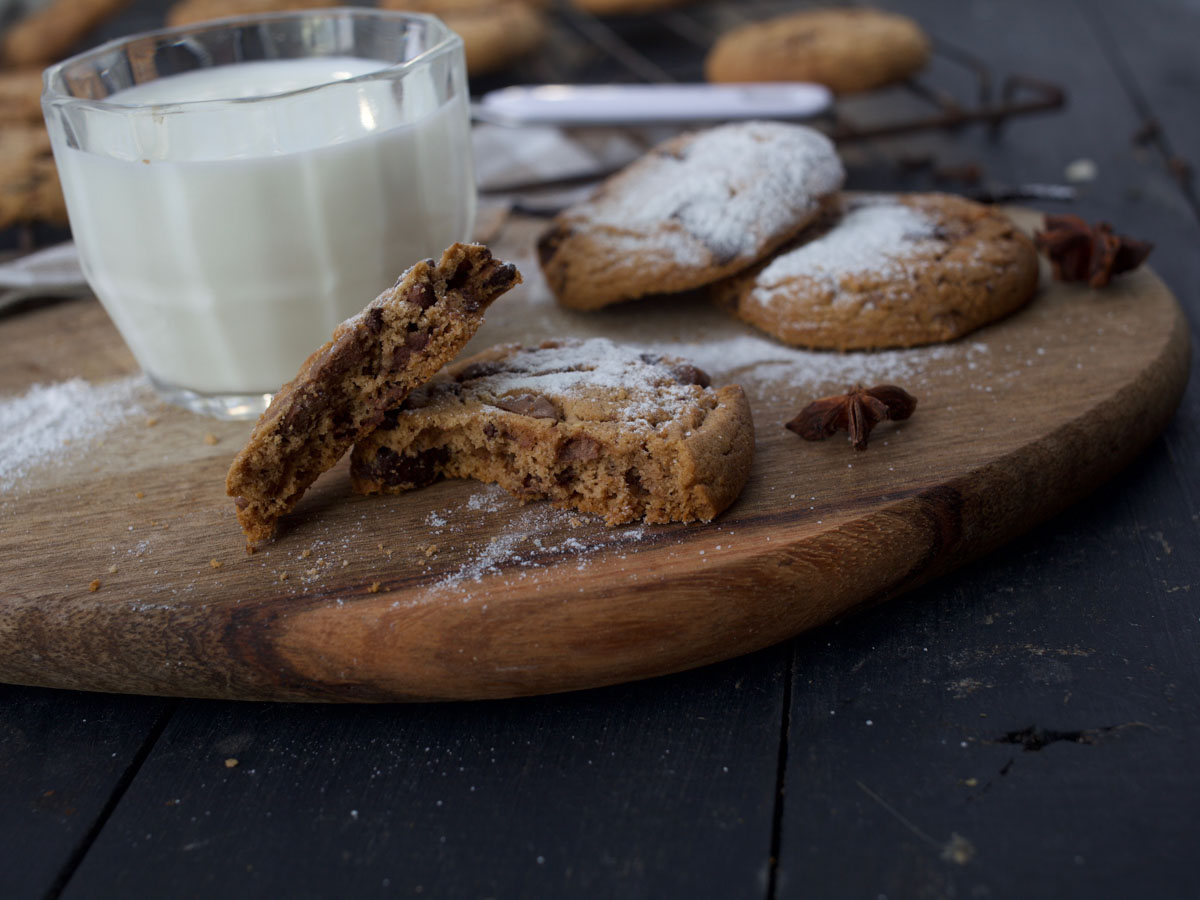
[[148, 374, 272, 421]]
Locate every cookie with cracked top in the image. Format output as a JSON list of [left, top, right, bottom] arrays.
[[569, 0, 697, 14], [226, 243, 521, 545], [536, 120, 844, 311], [712, 192, 1040, 351], [351, 337, 755, 525], [378, 0, 547, 76], [705, 7, 931, 94]]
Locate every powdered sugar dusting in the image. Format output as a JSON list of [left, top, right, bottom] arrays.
[[443, 337, 706, 426], [638, 334, 989, 394], [753, 198, 938, 306], [0, 376, 147, 492], [576, 121, 844, 265]]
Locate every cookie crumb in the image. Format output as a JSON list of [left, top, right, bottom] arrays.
[[107, 564, 118, 574], [88, 579, 101, 592], [424, 544, 439, 557], [368, 581, 381, 593], [224, 758, 239, 768], [569, 516, 583, 528], [203, 432, 219, 445], [300, 549, 312, 559], [209, 559, 222, 569], [146, 417, 159, 427], [341, 559, 349, 568], [279, 572, 289, 582], [135, 491, 145, 500]]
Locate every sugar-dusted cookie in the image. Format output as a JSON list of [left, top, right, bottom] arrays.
[[166, 0, 328, 28], [705, 8, 931, 94], [226, 243, 521, 544], [0, 125, 68, 229], [379, 0, 547, 76], [351, 338, 754, 525], [712, 193, 1040, 351], [537, 121, 844, 311]]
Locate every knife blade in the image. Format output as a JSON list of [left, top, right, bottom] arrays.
[[472, 82, 833, 127]]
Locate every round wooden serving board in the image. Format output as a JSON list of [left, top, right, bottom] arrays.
[[0, 210, 1189, 701]]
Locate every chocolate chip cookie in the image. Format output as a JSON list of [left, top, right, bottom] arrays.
[[351, 338, 754, 526], [226, 243, 521, 544], [0, 125, 68, 229], [537, 121, 844, 311], [166, 0, 328, 28], [712, 193, 1040, 351], [380, 0, 548, 76], [705, 8, 931, 94]]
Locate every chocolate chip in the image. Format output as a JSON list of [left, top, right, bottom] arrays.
[[492, 393, 560, 420], [447, 259, 474, 291], [482, 422, 497, 439], [456, 360, 504, 382], [557, 436, 602, 463], [405, 331, 430, 352], [365, 306, 385, 333], [670, 364, 711, 387], [369, 446, 449, 489], [404, 282, 437, 309]]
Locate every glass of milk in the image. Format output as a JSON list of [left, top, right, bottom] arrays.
[[42, 10, 476, 419]]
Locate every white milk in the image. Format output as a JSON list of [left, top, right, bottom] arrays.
[[54, 58, 475, 395]]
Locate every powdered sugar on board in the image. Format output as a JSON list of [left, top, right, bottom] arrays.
[[750, 197, 938, 308], [569, 121, 844, 266], [0, 375, 148, 493]]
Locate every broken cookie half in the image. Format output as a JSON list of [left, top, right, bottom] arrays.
[[350, 338, 755, 525], [226, 243, 521, 545]]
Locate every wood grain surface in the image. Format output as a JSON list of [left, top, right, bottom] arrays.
[[0, 210, 1189, 702]]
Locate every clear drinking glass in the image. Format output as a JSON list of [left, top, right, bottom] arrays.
[[42, 10, 476, 420]]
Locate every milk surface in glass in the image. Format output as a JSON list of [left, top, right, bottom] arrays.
[[54, 57, 475, 396]]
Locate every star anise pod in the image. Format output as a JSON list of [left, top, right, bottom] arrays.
[[1034, 214, 1153, 288], [786, 384, 917, 451]]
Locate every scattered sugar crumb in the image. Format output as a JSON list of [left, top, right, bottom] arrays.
[[0, 376, 147, 492]]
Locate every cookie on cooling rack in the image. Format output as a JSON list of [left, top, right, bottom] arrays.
[[705, 7, 931, 94], [379, 0, 547, 76], [351, 338, 754, 526], [711, 192, 1040, 351], [537, 120, 844, 311], [569, 0, 697, 14], [0, 125, 68, 230]]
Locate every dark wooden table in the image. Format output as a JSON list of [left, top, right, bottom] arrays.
[[4, 1, 1199, 897]]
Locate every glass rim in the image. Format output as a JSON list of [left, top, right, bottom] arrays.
[[41, 7, 462, 115]]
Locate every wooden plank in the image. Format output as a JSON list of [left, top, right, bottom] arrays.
[[0, 686, 171, 900], [773, 0, 1200, 896], [56, 652, 784, 898]]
